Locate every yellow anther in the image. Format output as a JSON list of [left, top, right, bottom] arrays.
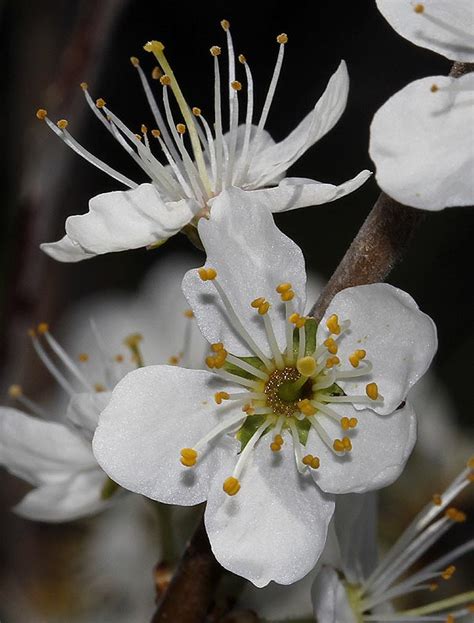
[[223, 476, 240, 496], [467, 456, 474, 469], [151, 129, 161, 138], [231, 80, 242, 91], [242, 403, 255, 415], [274, 434, 284, 446], [324, 338, 338, 355], [429, 582, 439, 592], [414, 3, 425, 13], [355, 349, 366, 360], [258, 301, 270, 315], [238, 54, 246, 64], [349, 352, 361, 367], [349, 417, 358, 428], [144, 40, 165, 53], [57, 119, 68, 130], [151, 66, 162, 80], [302, 454, 320, 469], [140, 124, 148, 134], [214, 391, 230, 405], [78, 353, 89, 363], [468, 605, 474, 613], [94, 383, 106, 392], [220, 19, 230, 31], [276, 33, 288, 44], [281, 290, 295, 302], [289, 312, 306, 328], [115, 354, 124, 363], [8, 384, 22, 398], [432, 493, 442, 506], [441, 565, 456, 580], [130, 56, 140, 67], [342, 436, 352, 451], [445, 616, 454, 623], [270, 442, 282, 452], [445, 507, 466, 523], [211, 342, 224, 352], [184, 309, 194, 318], [276, 282, 292, 293], [180, 447, 197, 467], [297, 356, 317, 377], [366, 382, 379, 400], [124, 333, 143, 348], [37, 322, 49, 335], [160, 74, 172, 86], [326, 356, 340, 369], [431, 83, 439, 93], [333, 439, 344, 452], [176, 123, 186, 135], [27, 328, 36, 337], [80, 81, 88, 90], [192, 107, 201, 116], [206, 349, 227, 369], [198, 267, 217, 281], [168, 355, 180, 365], [96, 98, 106, 108], [210, 45, 221, 57], [36, 108, 47, 120], [251, 297, 266, 308], [298, 399, 317, 416], [135, 133, 142, 141], [326, 314, 341, 335]]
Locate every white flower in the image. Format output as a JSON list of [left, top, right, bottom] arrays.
[[39, 20, 370, 262], [0, 255, 203, 522], [370, 2, 474, 211], [93, 187, 437, 587], [376, 1, 474, 62], [312, 459, 474, 622]]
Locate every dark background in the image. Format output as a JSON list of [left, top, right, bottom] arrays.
[[0, 1, 472, 621]]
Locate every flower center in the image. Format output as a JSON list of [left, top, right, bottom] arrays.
[[264, 366, 301, 416]]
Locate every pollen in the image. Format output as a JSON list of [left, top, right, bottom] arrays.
[[366, 382, 379, 400], [210, 45, 221, 57], [57, 119, 68, 130], [231, 80, 242, 91], [441, 565, 456, 580], [184, 309, 194, 318], [270, 433, 284, 452], [276, 282, 292, 293], [298, 399, 316, 416], [192, 107, 201, 116], [341, 417, 358, 430], [94, 383, 106, 392], [289, 312, 306, 328], [96, 98, 106, 109], [220, 19, 230, 31], [37, 322, 49, 335], [180, 448, 197, 467], [198, 267, 217, 281], [206, 349, 227, 368], [414, 3, 425, 13], [144, 40, 165, 53], [297, 356, 317, 377], [302, 454, 320, 469], [176, 123, 186, 134], [326, 314, 341, 335], [445, 507, 467, 523], [324, 338, 338, 355], [238, 54, 246, 64], [326, 356, 340, 369], [431, 84, 439, 93], [168, 355, 180, 365], [276, 33, 288, 44], [8, 384, 22, 398], [281, 290, 295, 302], [152, 66, 162, 80], [214, 391, 230, 404], [251, 297, 270, 315], [211, 342, 224, 352], [130, 56, 139, 67], [78, 353, 89, 362], [124, 333, 143, 348], [80, 82, 88, 90], [223, 476, 240, 496], [349, 349, 366, 367], [432, 493, 442, 506], [333, 437, 352, 453], [160, 75, 172, 86], [151, 129, 161, 138], [36, 108, 47, 120]]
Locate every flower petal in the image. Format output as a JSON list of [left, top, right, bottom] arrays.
[[309, 401, 417, 494], [63, 183, 199, 255], [14, 469, 108, 522], [67, 392, 112, 440], [182, 186, 307, 357], [248, 61, 350, 187], [311, 566, 357, 623], [370, 74, 474, 210], [376, 0, 474, 62], [41, 234, 96, 263], [93, 366, 241, 506], [0, 407, 95, 487], [204, 439, 335, 587], [319, 283, 437, 415], [247, 171, 372, 213]]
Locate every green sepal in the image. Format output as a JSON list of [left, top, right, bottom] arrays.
[[223, 355, 266, 381], [294, 418, 311, 446], [318, 382, 345, 398], [292, 318, 318, 358], [237, 415, 268, 450], [100, 476, 120, 500]]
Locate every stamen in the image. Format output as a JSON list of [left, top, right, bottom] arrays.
[[326, 314, 341, 335], [224, 418, 270, 494], [366, 382, 380, 400], [8, 385, 49, 419], [233, 52, 254, 185], [29, 330, 75, 396], [124, 333, 145, 368]]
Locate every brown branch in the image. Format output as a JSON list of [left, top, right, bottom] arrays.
[[151, 60, 474, 623]]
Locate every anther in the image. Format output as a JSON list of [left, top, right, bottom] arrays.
[[302, 454, 320, 469], [214, 391, 230, 404], [211, 343, 224, 352], [341, 417, 358, 430], [238, 54, 246, 64], [366, 382, 379, 400], [441, 565, 456, 580], [431, 84, 439, 93], [326, 356, 340, 368], [130, 56, 140, 67], [251, 297, 265, 308], [298, 399, 316, 416], [333, 437, 352, 453], [429, 582, 439, 591], [210, 46, 221, 57], [242, 403, 255, 415], [124, 333, 143, 348], [220, 19, 230, 31], [151, 67, 162, 80], [297, 356, 317, 377], [114, 354, 124, 363], [276, 283, 292, 293], [445, 615, 454, 623], [80, 82, 88, 90], [223, 476, 240, 496], [57, 119, 68, 132], [326, 314, 341, 335], [141, 124, 148, 134], [192, 107, 201, 116], [78, 353, 89, 363], [180, 448, 198, 467], [143, 40, 165, 53], [184, 309, 194, 318], [276, 33, 288, 44], [8, 384, 22, 398], [289, 313, 306, 329], [37, 322, 49, 335], [198, 268, 217, 281], [414, 3, 425, 13], [96, 98, 106, 109], [445, 507, 466, 523], [168, 355, 180, 365], [94, 383, 106, 392], [324, 338, 338, 355], [36, 108, 47, 120], [160, 75, 172, 86], [349, 349, 366, 367], [176, 123, 186, 134], [281, 290, 295, 302], [231, 80, 242, 91], [432, 493, 442, 506], [151, 129, 161, 138], [468, 457, 474, 469]]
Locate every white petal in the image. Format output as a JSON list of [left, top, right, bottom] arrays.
[[14, 469, 108, 522], [64, 183, 199, 255], [310, 401, 417, 494], [40, 234, 96, 263], [370, 74, 474, 210], [93, 366, 241, 506], [320, 283, 437, 414], [248, 61, 350, 187], [0, 407, 95, 487], [311, 566, 357, 623], [182, 186, 307, 358], [247, 171, 372, 213], [376, 0, 474, 61], [334, 492, 378, 583], [204, 439, 335, 587], [67, 392, 112, 440]]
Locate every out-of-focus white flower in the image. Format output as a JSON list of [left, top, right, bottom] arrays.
[[370, 1, 474, 211], [0, 254, 204, 522], [93, 187, 436, 587], [39, 20, 370, 262], [312, 459, 474, 622]]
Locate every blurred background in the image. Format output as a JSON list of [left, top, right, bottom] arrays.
[[0, 1, 472, 621]]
